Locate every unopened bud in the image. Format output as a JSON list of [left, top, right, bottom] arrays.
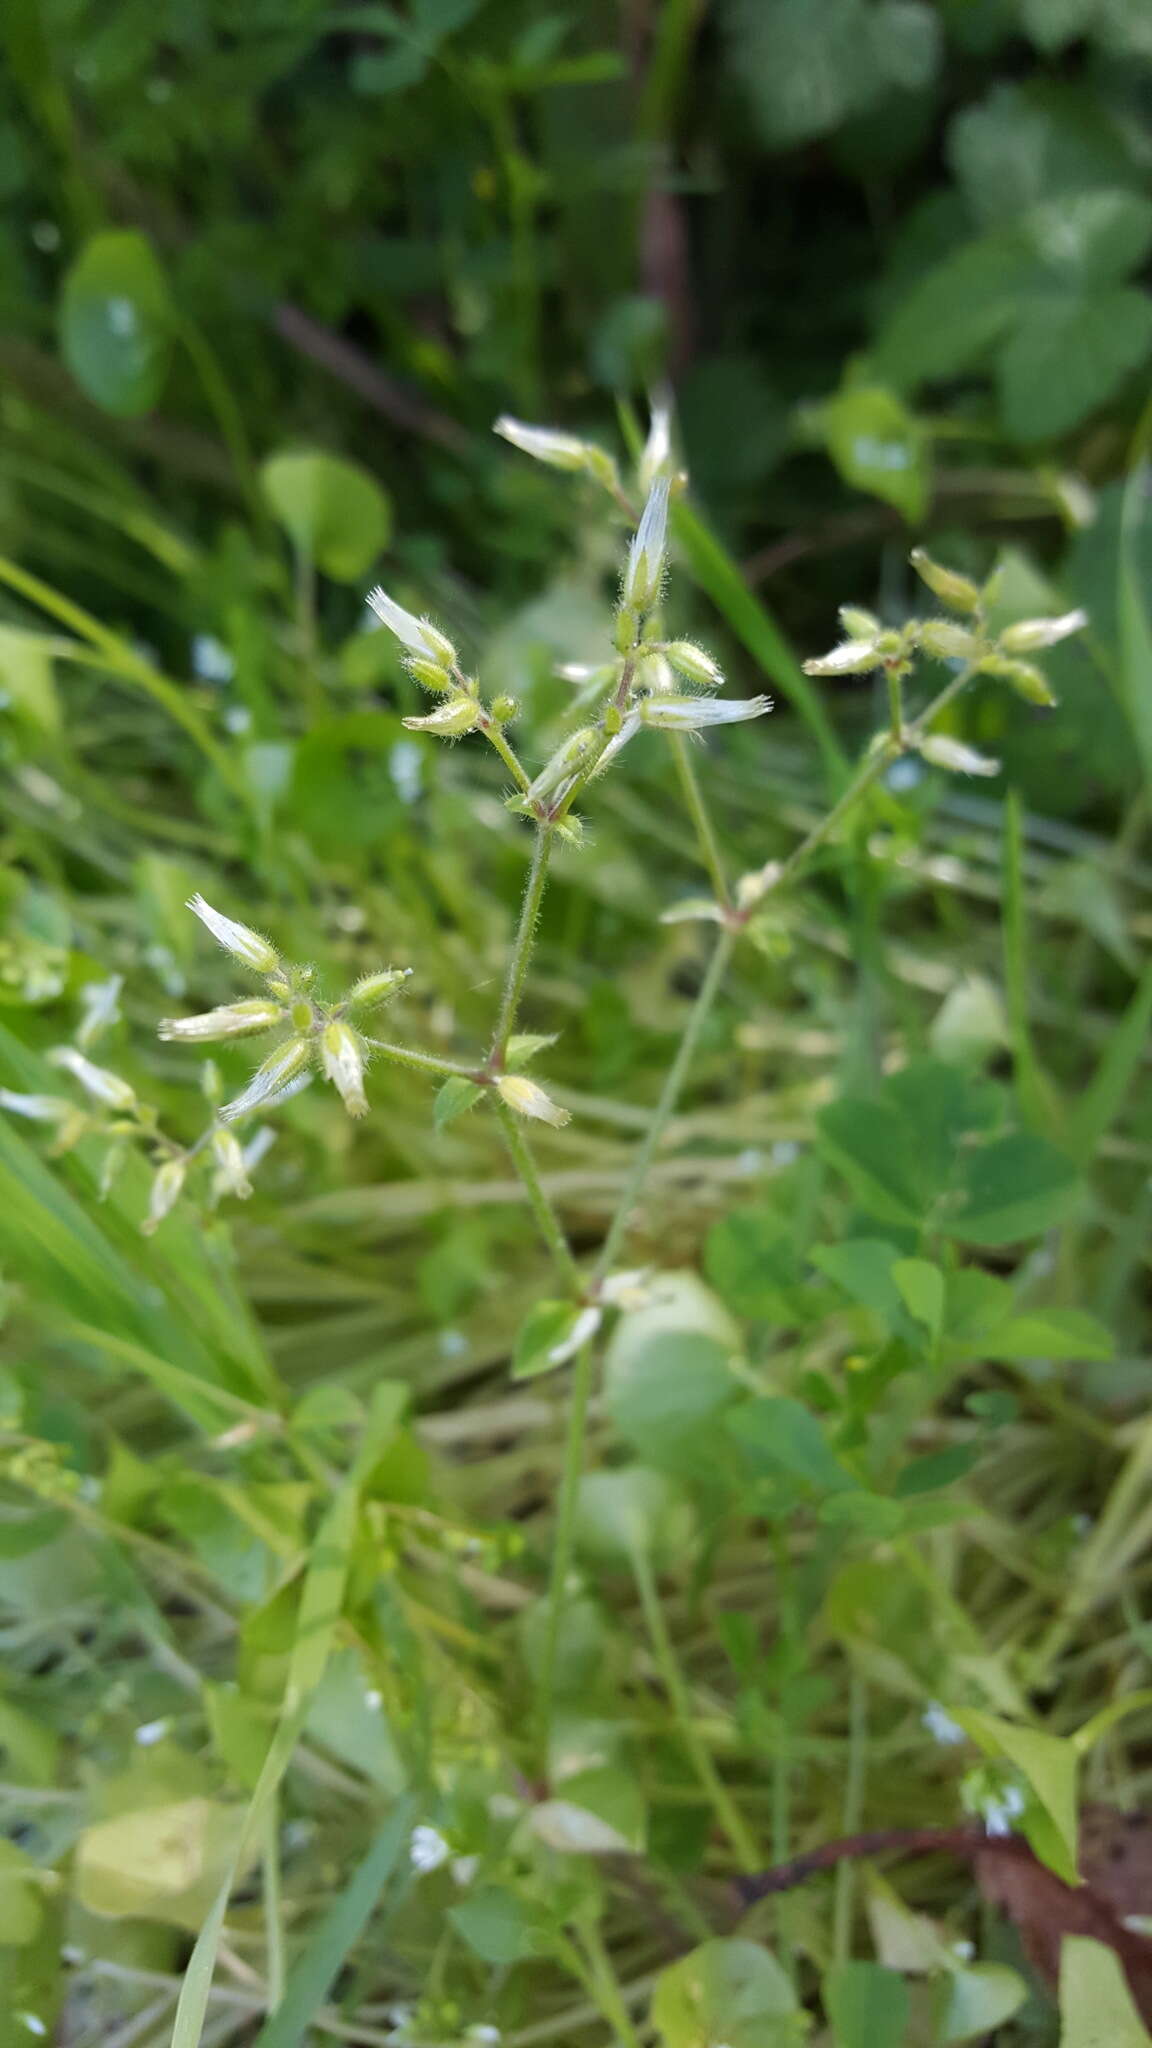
[[918, 734, 1000, 777], [158, 1000, 285, 1043], [496, 1074, 570, 1127], [403, 696, 481, 737], [638, 396, 673, 493], [523, 728, 600, 806], [909, 550, 981, 614], [490, 695, 518, 723], [48, 1047, 137, 1111], [494, 415, 618, 491], [321, 1021, 369, 1118], [366, 586, 457, 668], [406, 657, 455, 693], [839, 605, 881, 640], [803, 640, 883, 676], [918, 620, 978, 661], [220, 1040, 312, 1123], [622, 478, 669, 613], [141, 1157, 186, 1235], [661, 641, 725, 689], [1000, 609, 1087, 652], [347, 967, 412, 1011], [186, 894, 280, 974], [978, 653, 1057, 707], [0, 1090, 73, 1124]]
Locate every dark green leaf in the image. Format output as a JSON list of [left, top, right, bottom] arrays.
[[59, 231, 174, 416]]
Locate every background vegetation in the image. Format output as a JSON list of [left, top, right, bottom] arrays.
[[2, 1, 1152, 2043]]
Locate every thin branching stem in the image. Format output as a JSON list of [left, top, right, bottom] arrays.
[[494, 1099, 581, 1289], [670, 731, 732, 907], [491, 826, 554, 1060]]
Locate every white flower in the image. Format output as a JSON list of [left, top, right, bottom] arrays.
[[494, 416, 599, 472], [623, 477, 670, 612], [48, 1047, 136, 1111], [638, 693, 772, 731], [77, 975, 123, 1049], [917, 734, 1000, 778], [141, 1158, 186, 1236], [158, 1001, 285, 1042], [921, 1702, 965, 1747], [366, 586, 456, 668], [321, 1021, 369, 1118], [638, 396, 673, 492], [1000, 608, 1087, 652], [219, 1041, 312, 1124], [0, 1090, 73, 1123], [598, 1268, 653, 1310], [979, 1783, 1026, 1837], [186, 894, 279, 974], [495, 1075, 570, 1128], [210, 1127, 253, 1200], [134, 1718, 170, 1747], [803, 640, 884, 676], [409, 1825, 450, 1874]]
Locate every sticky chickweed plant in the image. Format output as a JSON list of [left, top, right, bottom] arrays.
[[13, 404, 1149, 2048]]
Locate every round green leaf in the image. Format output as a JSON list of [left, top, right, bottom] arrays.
[[573, 1466, 695, 1571], [652, 1937, 804, 2048], [59, 231, 174, 416], [260, 449, 392, 581]]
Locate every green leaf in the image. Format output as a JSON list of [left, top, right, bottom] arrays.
[[449, 1886, 552, 1966], [0, 1839, 44, 1947], [59, 231, 174, 416], [289, 714, 406, 855], [728, 1397, 855, 1495], [705, 1208, 798, 1319], [75, 1798, 247, 1928], [873, 229, 1030, 390], [1022, 190, 1152, 290], [513, 1299, 583, 1380], [983, 1307, 1113, 1361], [820, 383, 929, 523], [892, 1258, 945, 1343], [1068, 953, 1152, 1164], [260, 449, 392, 581], [652, 1937, 804, 2048], [996, 289, 1152, 441], [955, 1709, 1079, 1882], [1059, 1936, 1152, 2048], [813, 1239, 905, 1320], [817, 1098, 924, 1228], [824, 1959, 909, 2048], [574, 1466, 696, 1571], [950, 1134, 1080, 1245], [433, 1076, 483, 1130], [0, 626, 63, 733], [249, 1802, 413, 2048], [894, 1443, 981, 1495], [603, 1329, 736, 1466], [935, 1962, 1027, 2043], [505, 1032, 558, 1070]]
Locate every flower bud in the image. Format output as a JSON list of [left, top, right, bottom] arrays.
[[347, 967, 412, 1012], [523, 728, 600, 807], [639, 693, 772, 731], [918, 734, 1000, 777], [999, 609, 1087, 652], [803, 639, 883, 676], [220, 1040, 312, 1123], [909, 550, 981, 614], [211, 1127, 253, 1200], [0, 1090, 74, 1123], [158, 1000, 285, 1043], [638, 396, 673, 494], [494, 415, 618, 491], [141, 1157, 186, 1235], [918, 620, 978, 661], [402, 697, 481, 737], [48, 1047, 137, 1110], [490, 695, 518, 724], [321, 1021, 369, 1118], [366, 586, 457, 668], [496, 1074, 570, 1127], [661, 642, 725, 690], [622, 478, 670, 613], [838, 605, 881, 640], [406, 657, 454, 693], [977, 654, 1057, 707], [186, 894, 280, 974]]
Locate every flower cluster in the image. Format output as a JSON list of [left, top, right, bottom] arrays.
[[160, 895, 412, 1125]]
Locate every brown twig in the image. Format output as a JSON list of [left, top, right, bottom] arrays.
[[272, 304, 471, 454]]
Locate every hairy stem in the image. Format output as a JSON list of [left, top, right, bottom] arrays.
[[491, 827, 554, 1060], [494, 1100, 581, 1289], [538, 1337, 597, 1724], [363, 1039, 477, 1080]]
